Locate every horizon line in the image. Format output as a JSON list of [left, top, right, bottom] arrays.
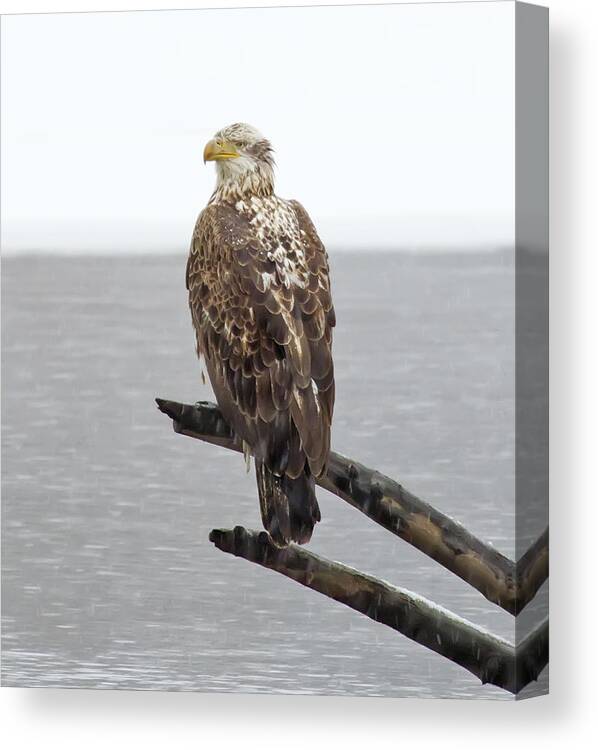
[[1, 244, 518, 259]]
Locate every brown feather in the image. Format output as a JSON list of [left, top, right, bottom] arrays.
[[187, 191, 336, 547]]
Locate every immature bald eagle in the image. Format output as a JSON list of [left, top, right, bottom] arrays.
[[187, 123, 335, 547]]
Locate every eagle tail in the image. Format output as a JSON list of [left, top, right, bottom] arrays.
[[255, 460, 321, 547]]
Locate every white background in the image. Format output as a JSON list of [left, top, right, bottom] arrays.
[[1, 0, 597, 748], [1, 0, 515, 253]]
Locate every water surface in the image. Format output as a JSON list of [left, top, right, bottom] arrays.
[[1, 252, 547, 698]]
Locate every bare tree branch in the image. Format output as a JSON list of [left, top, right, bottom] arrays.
[[208, 526, 548, 694], [156, 398, 548, 615], [516, 528, 549, 611]]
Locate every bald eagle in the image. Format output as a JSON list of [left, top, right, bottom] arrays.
[[187, 123, 335, 547]]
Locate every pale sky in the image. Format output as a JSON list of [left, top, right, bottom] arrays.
[[1, 1, 515, 253]]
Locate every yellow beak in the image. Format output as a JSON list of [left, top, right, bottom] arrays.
[[203, 139, 240, 163]]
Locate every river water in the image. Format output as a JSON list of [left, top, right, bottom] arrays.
[[1, 252, 547, 698]]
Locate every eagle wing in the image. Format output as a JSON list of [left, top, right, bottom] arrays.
[[186, 200, 335, 479]]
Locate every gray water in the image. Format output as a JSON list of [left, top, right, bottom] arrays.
[[1, 252, 547, 698]]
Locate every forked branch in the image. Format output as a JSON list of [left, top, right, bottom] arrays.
[[156, 398, 548, 615]]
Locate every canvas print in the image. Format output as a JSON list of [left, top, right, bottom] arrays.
[[1, 1, 548, 699]]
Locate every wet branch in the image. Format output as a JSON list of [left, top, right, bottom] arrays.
[[208, 526, 548, 695], [156, 398, 548, 615]]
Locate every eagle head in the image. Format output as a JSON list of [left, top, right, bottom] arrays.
[[203, 123, 275, 199]]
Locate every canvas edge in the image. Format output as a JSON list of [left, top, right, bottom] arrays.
[[514, 0, 549, 701]]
